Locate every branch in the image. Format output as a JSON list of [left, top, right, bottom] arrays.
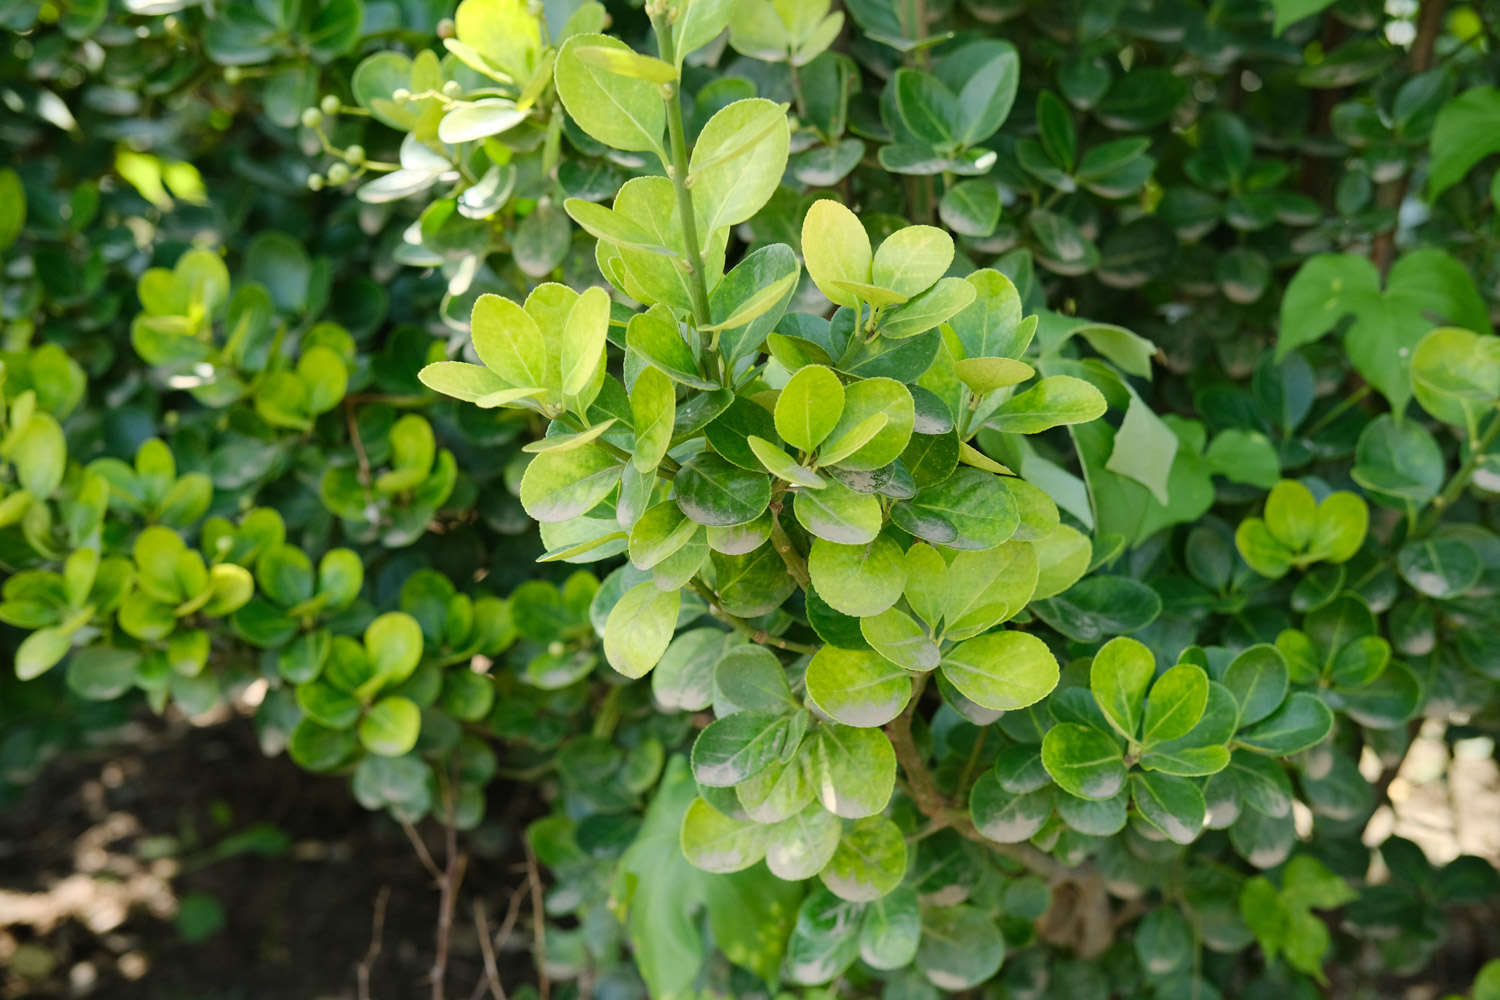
[[769, 511, 811, 589], [523, 836, 551, 1000], [357, 885, 390, 1000], [884, 676, 1069, 883], [1370, 0, 1449, 273]]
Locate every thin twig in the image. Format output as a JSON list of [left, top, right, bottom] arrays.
[[472, 900, 506, 1000], [523, 836, 551, 1000], [466, 885, 526, 1000], [400, 817, 444, 883], [357, 885, 391, 1000], [431, 785, 468, 1000]]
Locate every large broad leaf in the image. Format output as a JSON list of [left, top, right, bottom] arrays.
[[1428, 86, 1500, 199], [616, 758, 799, 995]]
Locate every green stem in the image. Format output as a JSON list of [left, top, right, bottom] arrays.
[[649, 13, 714, 331], [1302, 383, 1371, 437], [1414, 408, 1500, 537], [690, 580, 818, 655]]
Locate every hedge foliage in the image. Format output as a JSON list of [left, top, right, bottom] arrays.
[[5, 0, 1500, 996]]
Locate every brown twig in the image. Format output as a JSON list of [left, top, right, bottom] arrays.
[[431, 789, 469, 1000], [472, 900, 506, 1000], [357, 885, 391, 1000], [467, 885, 527, 1000], [400, 817, 444, 883], [885, 676, 1069, 882], [523, 836, 551, 1000], [1370, 0, 1449, 273]]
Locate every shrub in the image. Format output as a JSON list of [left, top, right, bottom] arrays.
[[4, 0, 1500, 997]]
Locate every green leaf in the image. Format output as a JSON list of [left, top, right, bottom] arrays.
[[692, 708, 807, 786], [1131, 771, 1206, 844], [1036, 90, 1076, 171], [680, 796, 769, 872], [970, 771, 1052, 843], [690, 98, 791, 242], [1089, 636, 1155, 742], [520, 444, 620, 523], [1307, 491, 1368, 563], [794, 480, 882, 544], [809, 723, 896, 818], [938, 179, 1001, 237], [860, 886, 921, 969], [675, 454, 772, 527], [1236, 692, 1334, 755], [1352, 414, 1443, 505], [1104, 394, 1178, 505], [1142, 663, 1209, 745], [871, 225, 953, 300], [1398, 533, 1483, 599], [359, 696, 421, 756], [1428, 86, 1500, 199], [1274, 254, 1381, 360], [765, 805, 842, 880], [806, 647, 912, 727], [859, 607, 940, 671], [941, 542, 1038, 639], [365, 612, 424, 687], [893, 69, 958, 147], [807, 536, 906, 617], [989, 376, 1107, 435], [892, 469, 1018, 550], [939, 631, 1059, 711], [1411, 327, 1500, 436], [471, 293, 548, 390], [802, 199, 872, 308], [603, 581, 681, 678], [820, 378, 914, 470], [62, 646, 140, 697], [776, 364, 845, 453], [553, 34, 666, 156], [630, 366, 676, 474], [1031, 576, 1161, 642], [561, 286, 611, 404], [0, 168, 24, 251], [1223, 645, 1290, 727], [1041, 721, 1125, 800], [570, 44, 677, 83], [915, 905, 1006, 991], [820, 815, 907, 902]]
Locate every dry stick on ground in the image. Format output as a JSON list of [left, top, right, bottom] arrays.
[[523, 836, 551, 1000], [357, 885, 391, 1000]]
